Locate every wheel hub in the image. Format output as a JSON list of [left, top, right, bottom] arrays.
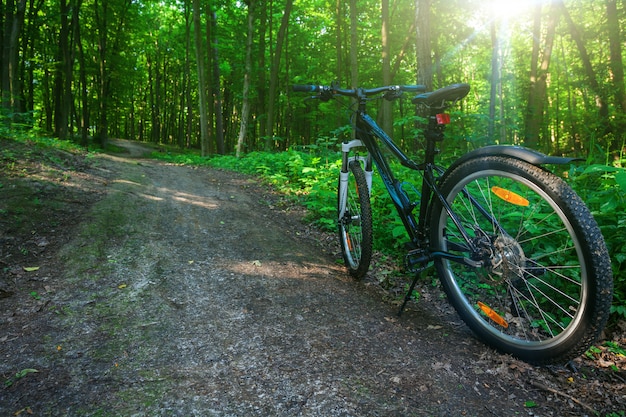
[[472, 233, 526, 283], [491, 235, 526, 278]]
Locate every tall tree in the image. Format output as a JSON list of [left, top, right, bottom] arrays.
[[348, 0, 359, 142], [415, 0, 432, 89], [1, 0, 27, 118], [193, 0, 209, 156], [256, 2, 268, 148], [184, 0, 193, 148], [349, 0, 358, 89], [488, 19, 498, 142], [236, 0, 254, 158], [265, 0, 293, 150], [209, 9, 224, 154], [380, 0, 392, 135], [55, 0, 81, 140], [524, 1, 559, 151], [335, 0, 343, 86], [558, 0, 609, 136], [606, 0, 626, 117], [93, 0, 109, 147], [92, 0, 133, 147], [74, 0, 89, 145]]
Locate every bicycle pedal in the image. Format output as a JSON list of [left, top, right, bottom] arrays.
[[404, 249, 429, 272]]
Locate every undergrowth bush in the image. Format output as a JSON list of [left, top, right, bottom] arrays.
[[568, 163, 626, 321]]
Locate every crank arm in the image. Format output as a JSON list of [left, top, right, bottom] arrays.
[[430, 251, 483, 268]]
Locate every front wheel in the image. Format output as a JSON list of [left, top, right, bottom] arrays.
[[338, 160, 373, 279], [429, 156, 613, 364]]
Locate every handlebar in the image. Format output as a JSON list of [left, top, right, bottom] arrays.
[[292, 83, 427, 101]]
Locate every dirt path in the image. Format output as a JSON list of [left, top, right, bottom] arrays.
[[1, 140, 624, 416]]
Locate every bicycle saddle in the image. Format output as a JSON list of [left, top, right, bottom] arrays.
[[411, 83, 470, 108]]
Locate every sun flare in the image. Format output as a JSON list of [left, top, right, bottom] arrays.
[[485, 0, 538, 20]]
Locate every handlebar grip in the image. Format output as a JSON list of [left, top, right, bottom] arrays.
[[292, 84, 320, 93], [403, 85, 427, 92]]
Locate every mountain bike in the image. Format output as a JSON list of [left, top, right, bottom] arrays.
[[292, 82, 613, 364]]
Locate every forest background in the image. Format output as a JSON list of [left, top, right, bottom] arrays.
[[2, 0, 626, 324]]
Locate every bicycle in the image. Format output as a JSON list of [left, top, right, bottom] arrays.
[[292, 82, 613, 364]]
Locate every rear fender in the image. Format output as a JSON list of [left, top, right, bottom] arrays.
[[445, 145, 581, 174], [427, 145, 581, 250]]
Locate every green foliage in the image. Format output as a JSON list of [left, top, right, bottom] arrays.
[[567, 163, 626, 321], [3, 133, 83, 154]]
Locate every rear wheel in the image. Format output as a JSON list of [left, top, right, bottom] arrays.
[[429, 156, 613, 364], [338, 160, 373, 279]]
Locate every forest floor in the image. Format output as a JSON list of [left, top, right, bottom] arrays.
[[1, 137, 625, 417]]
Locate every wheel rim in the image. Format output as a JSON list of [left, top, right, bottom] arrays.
[[435, 169, 589, 350], [340, 177, 364, 269]]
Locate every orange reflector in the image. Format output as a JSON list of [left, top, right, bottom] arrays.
[[491, 186, 529, 207], [477, 301, 509, 328], [346, 233, 353, 251]]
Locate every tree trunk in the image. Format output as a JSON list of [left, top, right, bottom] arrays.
[[184, 0, 193, 148], [1, 0, 27, 118], [192, 0, 209, 156], [55, 0, 79, 140], [335, 0, 342, 85], [236, 0, 254, 158], [380, 0, 392, 135], [265, 0, 293, 150], [606, 0, 626, 114], [524, 2, 559, 151], [147, 55, 157, 142], [94, 0, 109, 148], [524, 3, 541, 148], [558, 0, 609, 132], [415, 0, 432, 89], [349, 0, 358, 89], [256, 2, 268, 149], [335, 0, 343, 127], [74, 0, 89, 146], [209, 9, 225, 154], [22, 0, 44, 117], [348, 0, 358, 140], [488, 20, 499, 143]]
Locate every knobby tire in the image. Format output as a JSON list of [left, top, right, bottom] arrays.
[[338, 160, 373, 279], [429, 156, 613, 364]]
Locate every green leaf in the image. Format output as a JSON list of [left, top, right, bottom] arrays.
[[615, 171, 626, 192], [391, 225, 407, 238], [15, 369, 39, 378], [582, 164, 621, 174], [4, 368, 39, 387], [524, 401, 538, 408]]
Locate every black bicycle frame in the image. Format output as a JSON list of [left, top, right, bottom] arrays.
[[351, 103, 482, 268]]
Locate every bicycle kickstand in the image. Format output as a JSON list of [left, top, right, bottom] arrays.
[[397, 270, 422, 317]]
